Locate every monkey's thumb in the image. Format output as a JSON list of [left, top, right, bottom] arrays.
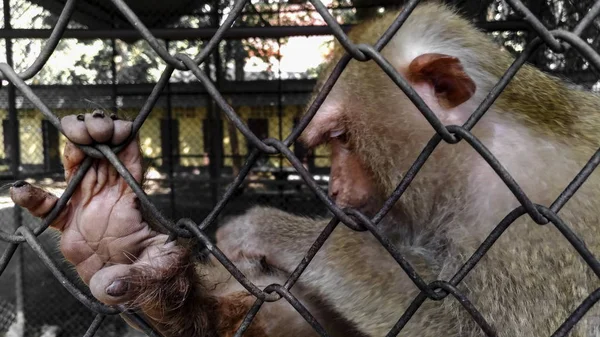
[[89, 264, 136, 305]]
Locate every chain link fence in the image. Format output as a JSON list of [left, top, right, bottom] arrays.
[[1, 0, 600, 336]]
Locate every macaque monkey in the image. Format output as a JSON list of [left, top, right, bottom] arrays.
[[218, 2, 600, 336], [8, 1, 600, 337]]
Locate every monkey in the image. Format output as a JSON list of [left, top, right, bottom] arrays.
[[8, 1, 600, 337], [215, 2, 600, 336]]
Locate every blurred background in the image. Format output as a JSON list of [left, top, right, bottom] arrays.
[[0, 0, 599, 336]]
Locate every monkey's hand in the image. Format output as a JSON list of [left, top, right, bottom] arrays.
[[9, 112, 188, 308], [216, 207, 324, 274]]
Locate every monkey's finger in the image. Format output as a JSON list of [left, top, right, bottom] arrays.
[[90, 258, 183, 305], [112, 120, 133, 145], [61, 114, 93, 145], [115, 130, 144, 184], [9, 181, 69, 231], [84, 110, 114, 144], [62, 140, 87, 184], [106, 119, 134, 184], [89, 264, 137, 305], [89, 241, 186, 306]]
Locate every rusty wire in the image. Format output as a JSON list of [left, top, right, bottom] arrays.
[[1, 0, 600, 336]]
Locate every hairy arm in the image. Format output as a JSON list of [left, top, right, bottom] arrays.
[[216, 206, 438, 336]]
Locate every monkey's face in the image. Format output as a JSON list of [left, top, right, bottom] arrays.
[[299, 88, 383, 213], [327, 134, 378, 212], [302, 51, 478, 214]]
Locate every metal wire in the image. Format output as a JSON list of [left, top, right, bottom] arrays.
[[1, 0, 600, 336]]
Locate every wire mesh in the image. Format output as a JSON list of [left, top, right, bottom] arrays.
[[1, 0, 600, 336]]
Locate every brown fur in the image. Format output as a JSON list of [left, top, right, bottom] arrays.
[[123, 249, 219, 337], [122, 249, 267, 337], [214, 292, 266, 337]]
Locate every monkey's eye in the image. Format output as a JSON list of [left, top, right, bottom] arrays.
[[330, 129, 349, 145]]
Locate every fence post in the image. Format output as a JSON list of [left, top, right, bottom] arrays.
[[208, 0, 224, 208], [165, 40, 177, 219]]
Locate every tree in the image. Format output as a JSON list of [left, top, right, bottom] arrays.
[[10, 0, 599, 88]]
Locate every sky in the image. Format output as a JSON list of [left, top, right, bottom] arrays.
[[247, 35, 333, 76]]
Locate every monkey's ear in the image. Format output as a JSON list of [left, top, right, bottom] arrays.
[[407, 53, 476, 109]]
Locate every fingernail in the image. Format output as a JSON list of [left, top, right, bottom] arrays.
[[92, 110, 105, 118], [109, 113, 118, 120], [106, 280, 128, 297], [12, 180, 29, 188], [76, 114, 85, 121]]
